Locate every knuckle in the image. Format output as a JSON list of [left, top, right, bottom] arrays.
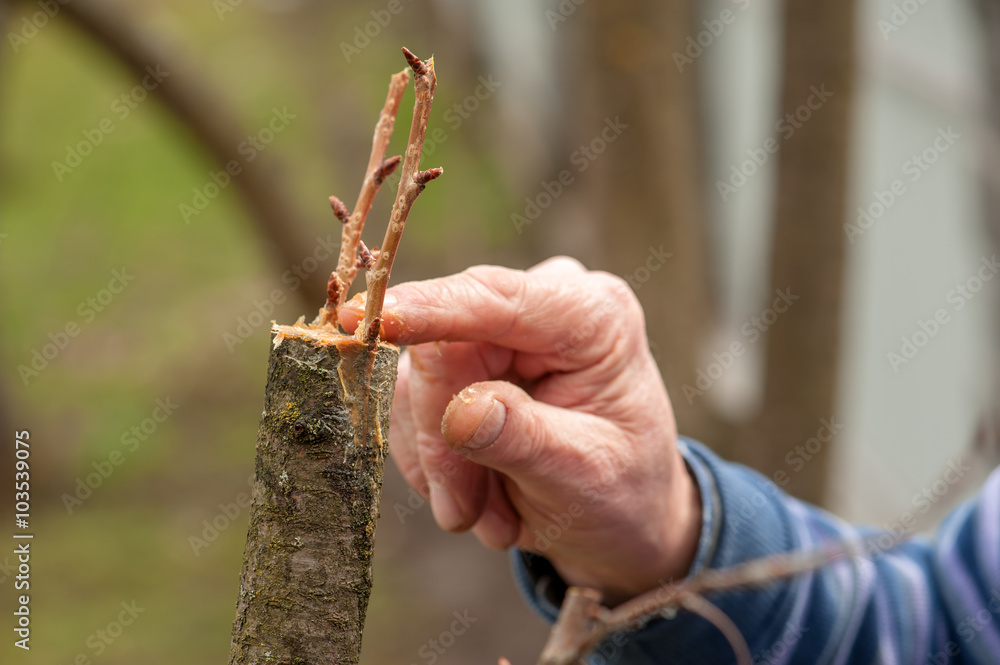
[[546, 255, 587, 272], [590, 271, 646, 340]]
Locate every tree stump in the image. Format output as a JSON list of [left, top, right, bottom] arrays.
[[228, 323, 399, 665]]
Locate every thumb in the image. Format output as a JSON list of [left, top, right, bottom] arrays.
[[441, 381, 618, 484]]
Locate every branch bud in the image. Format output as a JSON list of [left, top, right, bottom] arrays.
[[374, 155, 402, 185], [325, 273, 344, 308], [365, 317, 381, 344], [358, 241, 376, 270], [414, 167, 444, 189], [401, 46, 428, 77], [329, 196, 351, 224]]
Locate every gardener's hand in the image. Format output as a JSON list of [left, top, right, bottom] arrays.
[[339, 257, 701, 604]]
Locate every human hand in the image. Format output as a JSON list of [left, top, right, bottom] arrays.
[[339, 257, 701, 604]]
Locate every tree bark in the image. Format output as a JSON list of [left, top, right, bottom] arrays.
[[736, 0, 856, 505], [229, 324, 398, 665]]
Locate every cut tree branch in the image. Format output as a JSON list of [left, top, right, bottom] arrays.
[[316, 70, 410, 326], [229, 47, 444, 665], [360, 47, 443, 342]]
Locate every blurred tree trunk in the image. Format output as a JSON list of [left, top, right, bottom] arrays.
[[578, 0, 726, 446], [735, 0, 856, 505], [972, 0, 1000, 469]]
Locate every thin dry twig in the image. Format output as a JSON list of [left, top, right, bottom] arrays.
[[359, 47, 443, 342], [315, 69, 410, 326], [675, 594, 752, 665], [534, 538, 876, 665]]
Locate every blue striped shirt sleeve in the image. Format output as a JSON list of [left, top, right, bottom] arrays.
[[510, 438, 1000, 664]]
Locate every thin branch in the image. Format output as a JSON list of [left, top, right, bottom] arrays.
[[675, 594, 752, 665], [360, 47, 443, 342], [537, 588, 604, 665], [316, 70, 409, 326], [534, 537, 876, 665]]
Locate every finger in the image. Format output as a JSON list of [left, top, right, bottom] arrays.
[[527, 255, 587, 275], [337, 264, 640, 368], [387, 350, 427, 496], [470, 469, 521, 550], [408, 341, 492, 532], [441, 379, 621, 486]]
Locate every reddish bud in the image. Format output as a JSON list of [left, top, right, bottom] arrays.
[[374, 155, 402, 184], [365, 317, 381, 344], [325, 273, 343, 308], [329, 196, 350, 224], [401, 47, 428, 77], [358, 241, 376, 269], [414, 167, 443, 187]]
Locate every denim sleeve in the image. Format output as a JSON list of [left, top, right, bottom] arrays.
[[510, 438, 1000, 664]]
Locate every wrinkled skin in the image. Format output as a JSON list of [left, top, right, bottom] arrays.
[[340, 257, 701, 604]]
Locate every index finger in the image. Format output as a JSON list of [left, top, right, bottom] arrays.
[[338, 261, 641, 365]]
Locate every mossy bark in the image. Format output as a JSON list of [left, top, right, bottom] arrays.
[[229, 324, 399, 665]]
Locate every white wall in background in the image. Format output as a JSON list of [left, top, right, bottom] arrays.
[[701, 0, 996, 523]]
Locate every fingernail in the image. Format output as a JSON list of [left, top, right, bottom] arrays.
[[429, 484, 464, 531], [383, 292, 397, 308], [464, 399, 506, 451]]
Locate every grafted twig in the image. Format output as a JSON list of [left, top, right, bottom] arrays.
[[315, 69, 410, 326], [360, 47, 443, 342]]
